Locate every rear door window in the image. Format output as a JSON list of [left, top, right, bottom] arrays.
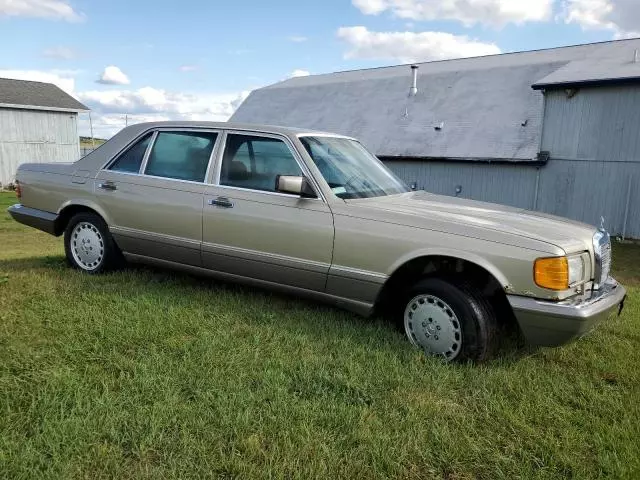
[[145, 131, 218, 183]]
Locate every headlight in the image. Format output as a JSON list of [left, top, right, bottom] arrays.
[[534, 255, 585, 290], [567, 256, 585, 286]]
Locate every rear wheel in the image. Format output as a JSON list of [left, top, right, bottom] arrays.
[[64, 213, 122, 273], [402, 277, 498, 362]]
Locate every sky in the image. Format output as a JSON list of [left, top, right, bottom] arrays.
[[1, 0, 638, 138]]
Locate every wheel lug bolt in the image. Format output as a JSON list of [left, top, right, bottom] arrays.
[[434, 335, 439, 340], [422, 322, 427, 327], [436, 326, 441, 330]]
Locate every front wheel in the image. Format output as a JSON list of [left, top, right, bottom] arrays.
[[402, 277, 498, 362], [64, 212, 122, 274]]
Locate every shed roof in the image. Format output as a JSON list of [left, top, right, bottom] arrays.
[[232, 38, 640, 163], [0, 77, 89, 112], [532, 54, 640, 89]]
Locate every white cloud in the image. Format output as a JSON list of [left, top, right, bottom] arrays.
[[77, 87, 250, 137], [0, 69, 75, 94], [289, 69, 311, 78], [0, 65, 250, 138], [97, 66, 130, 85], [78, 87, 248, 116], [337, 26, 501, 63], [288, 35, 309, 42], [43, 46, 77, 60], [352, 0, 553, 27], [0, 0, 83, 21], [561, 0, 640, 38], [179, 65, 198, 72]]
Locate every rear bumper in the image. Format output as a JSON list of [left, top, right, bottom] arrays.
[[7, 204, 59, 236], [508, 279, 626, 347]]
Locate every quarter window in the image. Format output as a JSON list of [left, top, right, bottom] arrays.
[[108, 132, 153, 173], [145, 131, 218, 182], [220, 134, 302, 192]]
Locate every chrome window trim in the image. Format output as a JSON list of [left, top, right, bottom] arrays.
[[297, 132, 357, 141], [101, 128, 222, 186], [214, 184, 316, 199], [138, 131, 158, 174], [213, 129, 327, 203], [138, 173, 212, 186], [142, 129, 222, 184], [210, 131, 227, 186], [96, 168, 211, 187]]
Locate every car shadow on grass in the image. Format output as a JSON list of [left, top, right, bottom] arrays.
[[0, 254, 538, 364]]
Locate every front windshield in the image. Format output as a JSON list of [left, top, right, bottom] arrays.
[[300, 136, 410, 199]]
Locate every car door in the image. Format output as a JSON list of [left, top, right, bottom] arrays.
[[202, 131, 334, 291], [94, 128, 220, 266]]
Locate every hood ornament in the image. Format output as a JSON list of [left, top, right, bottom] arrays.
[[600, 216, 606, 232]]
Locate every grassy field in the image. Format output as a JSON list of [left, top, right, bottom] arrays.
[[1, 191, 639, 479], [79, 137, 106, 149]]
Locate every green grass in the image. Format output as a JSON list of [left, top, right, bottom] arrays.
[[1, 191, 639, 479], [79, 137, 106, 148]]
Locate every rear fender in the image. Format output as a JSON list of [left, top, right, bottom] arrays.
[[57, 199, 113, 226]]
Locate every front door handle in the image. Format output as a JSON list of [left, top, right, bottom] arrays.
[[98, 181, 117, 191], [208, 197, 234, 208]]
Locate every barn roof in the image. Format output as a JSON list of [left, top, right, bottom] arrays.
[[232, 38, 640, 163], [0, 77, 89, 112]]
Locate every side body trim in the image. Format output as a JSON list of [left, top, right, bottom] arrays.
[[123, 253, 374, 317], [202, 241, 330, 274], [110, 226, 201, 266], [111, 225, 200, 248], [329, 265, 388, 283]]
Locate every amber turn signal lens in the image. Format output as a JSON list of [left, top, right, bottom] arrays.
[[14, 181, 22, 200], [534, 257, 569, 290]]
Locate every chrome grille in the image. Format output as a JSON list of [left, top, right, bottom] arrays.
[[600, 241, 611, 284], [593, 230, 611, 289]]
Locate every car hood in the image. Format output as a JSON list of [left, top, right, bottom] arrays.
[[345, 191, 596, 254]]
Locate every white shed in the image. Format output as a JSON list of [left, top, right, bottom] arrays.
[[0, 77, 89, 186]]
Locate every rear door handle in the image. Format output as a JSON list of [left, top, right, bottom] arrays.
[[98, 182, 117, 191], [208, 197, 234, 208]]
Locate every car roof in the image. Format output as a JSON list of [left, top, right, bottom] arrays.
[[121, 121, 354, 139], [76, 121, 357, 171]]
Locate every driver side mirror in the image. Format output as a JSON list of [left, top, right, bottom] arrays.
[[275, 175, 318, 198]]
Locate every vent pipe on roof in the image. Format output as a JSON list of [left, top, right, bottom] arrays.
[[409, 65, 419, 96]]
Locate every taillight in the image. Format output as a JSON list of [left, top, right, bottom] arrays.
[[15, 180, 22, 200]]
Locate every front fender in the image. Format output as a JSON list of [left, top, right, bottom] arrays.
[[386, 247, 512, 291]]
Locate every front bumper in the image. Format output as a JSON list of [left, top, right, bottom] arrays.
[[508, 279, 626, 347], [7, 204, 59, 236]]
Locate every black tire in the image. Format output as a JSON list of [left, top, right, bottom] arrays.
[[400, 277, 498, 362], [64, 212, 122, 274]]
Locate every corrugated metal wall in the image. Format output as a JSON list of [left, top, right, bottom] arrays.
[[538, 86, 640, 237], [385, 161, 539, 210], [384, 85, 640, 238], [0, 108, 80, 186]]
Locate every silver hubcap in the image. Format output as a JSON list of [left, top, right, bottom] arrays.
[[404, 294, 462, 360], [70, 222, 104, 271]]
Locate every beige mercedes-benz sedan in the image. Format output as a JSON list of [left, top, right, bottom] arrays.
[[8, 122, 626, 362]]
